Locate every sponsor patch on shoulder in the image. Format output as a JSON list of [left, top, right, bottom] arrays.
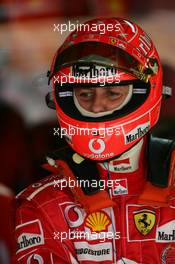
[[16, 219, 44, 253]]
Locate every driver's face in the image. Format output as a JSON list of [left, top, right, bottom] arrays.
[[74, 85, 130, 113]]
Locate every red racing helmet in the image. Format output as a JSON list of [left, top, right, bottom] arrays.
[[48, 17, 162, 161]]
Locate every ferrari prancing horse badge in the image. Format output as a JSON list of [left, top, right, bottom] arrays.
[[134, 209, 156, 236]]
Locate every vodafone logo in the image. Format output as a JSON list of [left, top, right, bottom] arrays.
[[27, 254, 43, 264], [88, 139, 105, 154], [64, 204, 85, 228]]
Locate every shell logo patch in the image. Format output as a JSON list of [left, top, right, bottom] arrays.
[[134, 209, 155, 236], [85, 211, 111, 232]]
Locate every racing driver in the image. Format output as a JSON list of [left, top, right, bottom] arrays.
[[13, 18, 175, 264]]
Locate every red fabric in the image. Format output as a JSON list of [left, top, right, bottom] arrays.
[[13, 141, 175, 263]]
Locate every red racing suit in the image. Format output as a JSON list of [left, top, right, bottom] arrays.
[[13, 138, 175, 264]]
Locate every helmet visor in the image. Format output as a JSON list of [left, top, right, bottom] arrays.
[[50, 42, 158, 83]]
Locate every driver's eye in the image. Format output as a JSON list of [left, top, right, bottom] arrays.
[[78, 91, 94, 100], [107, 90, 121, 98]]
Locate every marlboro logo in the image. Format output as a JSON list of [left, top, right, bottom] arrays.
[[156, 220, 175, 242], [16, 220, 44, 253], [72, 65, 117, 78], [17, 235, 42, 251], [113, 179, 128, 195], [125, 122, 150, 144]]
